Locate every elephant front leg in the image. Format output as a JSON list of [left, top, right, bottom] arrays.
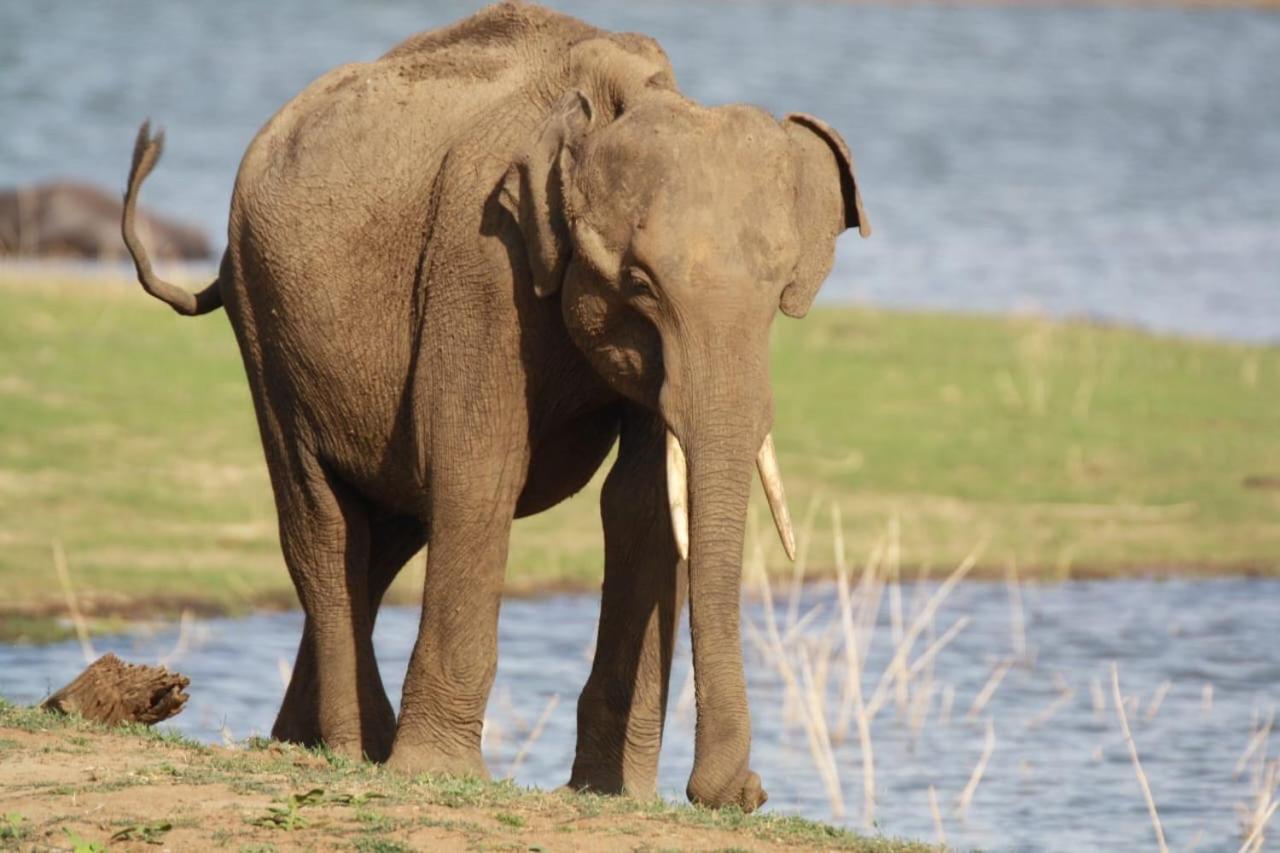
[[569, 407, 686, 797], [387, 489, 518, 779]]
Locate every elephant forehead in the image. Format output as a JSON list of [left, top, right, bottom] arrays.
[[633, 183, 796, 287], [579, 111, 798, 283]]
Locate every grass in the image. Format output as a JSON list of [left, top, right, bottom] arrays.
[[0, 698, 928, 851], [1, 271, 1278, 638]]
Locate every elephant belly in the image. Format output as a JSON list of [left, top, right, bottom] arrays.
[[515, 405, 621, 518]]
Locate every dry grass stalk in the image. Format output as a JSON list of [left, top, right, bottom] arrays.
[[1241, 804, 1279, 853], [1026, 686, 1076, 731], [830, 507, 881, 742], [1091, 676, 1106, 716], [743, 612, 777, 667], [784, 494, 823, 634], [809, 629, 838, 711], [938, 684, 955, 727], [481, 714, 503, 754], [505, 693, 559, 779], [955, 717, 996, 819], [863, 542, 982, 721], [853, 537, 886, 667], [1111, 663, 1169, 853], [1006, 558, 1027, 661], [906, 676, 937, 743], [1236, 709, 1278, 853], [675, 665, 695, 718], [158, 608, 196, 667], [275, 657, 292, 689], [886, 517, 908, 717], [780, 600, 828, 647], [832, 532, 875, 825], [754, 544, 803, 724], [967, 659, 1013, 721], [1235, 709, 1274, 779], [1238, 759, 1279, 853], [497, 685, 530, 734], [928, 784, 947, 846], [1203, 683, 1215, 715], [1144, 680, 1173, 722], [798, 646, 847, 820], [52, 540, 96, 665], [907, 616, 971, 681]]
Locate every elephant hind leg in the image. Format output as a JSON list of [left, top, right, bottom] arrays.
[[264, 456, 397, 762], [274, 510, 426, 757]]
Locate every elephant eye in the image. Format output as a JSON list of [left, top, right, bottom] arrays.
[[626, 268, 658, 302]]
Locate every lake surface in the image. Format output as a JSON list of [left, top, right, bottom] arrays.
[[2, 1, 1279, 341], [2, 579, 1277, 851]]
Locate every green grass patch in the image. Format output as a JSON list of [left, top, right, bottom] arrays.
[[1, 273, 1278, 633]]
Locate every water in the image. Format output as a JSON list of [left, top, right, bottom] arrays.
[[2, 2, 1279, 341], [2, 579, 1277, 851]]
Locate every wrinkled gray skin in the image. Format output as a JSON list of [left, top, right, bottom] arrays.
[[0, 181, 209, 260], [121, 3, 867, 811]]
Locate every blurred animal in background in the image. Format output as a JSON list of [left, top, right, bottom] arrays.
[[0, 181, 210, 261], [120, 1, 867, 813]]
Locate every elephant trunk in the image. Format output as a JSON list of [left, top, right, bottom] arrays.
[[660, 335, 776, 811]]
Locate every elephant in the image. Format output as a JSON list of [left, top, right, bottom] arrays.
[[0, 181, 210, 261], [120, 2, 867, 811]]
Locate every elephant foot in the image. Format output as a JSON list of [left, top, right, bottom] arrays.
[[385, 740, 489, 780], [567, 759, 659, 799], [688, 766, 768, 813], [271, 714, 322, 750], [272, 707, 395, 764]]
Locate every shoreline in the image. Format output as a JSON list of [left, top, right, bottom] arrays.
[[4, 559, 1278, 646]]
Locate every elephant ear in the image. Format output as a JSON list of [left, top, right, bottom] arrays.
[[780, 113, 869, 319], [499, 90, 594, 298]]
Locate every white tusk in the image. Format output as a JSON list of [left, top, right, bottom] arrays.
[[757, 432, 797, 561], [666, 430, 689, 561]]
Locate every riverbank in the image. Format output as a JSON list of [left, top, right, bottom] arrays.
[[0, 700, 924, 851], [2, 271, 1277, 641]]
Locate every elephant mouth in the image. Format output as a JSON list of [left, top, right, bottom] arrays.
[[664, 429, 796, 562]]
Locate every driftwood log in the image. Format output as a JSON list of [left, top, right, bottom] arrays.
[[40, 653, 190, 726]]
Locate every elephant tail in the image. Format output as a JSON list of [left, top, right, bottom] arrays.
[[122, 121, 224, 316]]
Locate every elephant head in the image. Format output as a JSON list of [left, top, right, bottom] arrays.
[[500, 86, 868, 808]]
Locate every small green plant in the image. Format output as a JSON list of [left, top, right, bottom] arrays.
[[351, 836, 411, 853], [62, 828, 106, 853], [250, 788, 326, 831], [494, 811, 525, 829], [111, 820, 173, 844], [1, 813, 26, 841]]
